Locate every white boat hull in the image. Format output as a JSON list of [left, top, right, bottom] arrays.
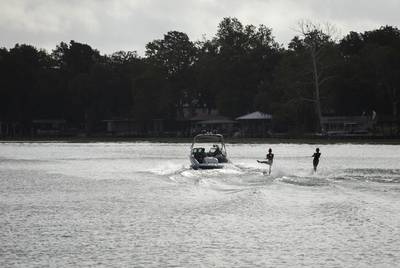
[[190, 156, 224, 170], [189, 133, 229, 170]]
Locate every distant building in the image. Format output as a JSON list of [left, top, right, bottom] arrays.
[[104, 119, 138, 136], [176, 100, 235, 136], [103, 118, 164, 136], [32, 119, 66, 136], [180, 103, 219, 120], [190, 114, 236, 136], [374, 115, 400, 137], [0, 121, 24, 137], [321, 116, 375, 136], [236, 111, 273, 137]]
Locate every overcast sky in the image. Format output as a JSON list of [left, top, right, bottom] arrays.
[[1, 0, 399, 55]]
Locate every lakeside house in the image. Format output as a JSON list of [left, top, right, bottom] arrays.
[[375, 115, 400, 137], [32, 119, 67, 136], [0, 121, 27, 137], [190, 114, 237, 136], [321, 115, 376, 136], [176, 101, 238, 136], [236, 111, 273, 137], [3, 109, 399, 138], [103, 118, 164, 137]]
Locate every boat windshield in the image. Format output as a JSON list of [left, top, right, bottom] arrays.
[[191, 134, 226, 154], [193, 134, 223, 143]]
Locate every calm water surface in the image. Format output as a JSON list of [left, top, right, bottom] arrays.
[[1, 142, 400, 267]]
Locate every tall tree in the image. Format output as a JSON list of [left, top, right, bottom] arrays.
[[52, 40, 102, 75], [363, 26, 400, 117], [145, 31, 198, 118], [105, 51, 144, 118], [51, 41, 104, 131], [207, 17, 281, 117], [339, 26, 400, 118], [285, 21, 339, 132], [3, 45, 53, 125]]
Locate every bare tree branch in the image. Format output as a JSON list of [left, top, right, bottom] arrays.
[[319, 75, 337, 86], [292, 19, 340, 132]]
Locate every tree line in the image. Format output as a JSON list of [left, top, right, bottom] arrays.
[[1, 18, 400, 135]]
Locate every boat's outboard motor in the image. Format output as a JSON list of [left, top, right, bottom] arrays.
[[203, 157, 218, 164]]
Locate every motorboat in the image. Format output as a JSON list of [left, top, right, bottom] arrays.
[[189, 132, 229, 169]]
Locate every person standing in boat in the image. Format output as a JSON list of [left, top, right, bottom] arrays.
[[312, 148, 321, 172], [213, 145, 222, 156]]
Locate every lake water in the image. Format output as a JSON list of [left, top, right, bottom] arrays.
[[1, 142, 400, 267]]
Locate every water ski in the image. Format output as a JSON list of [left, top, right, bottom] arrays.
[[257, 160, 272, 165], [257, 160, 272, 175]]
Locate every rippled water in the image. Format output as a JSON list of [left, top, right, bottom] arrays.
[[1, 142, 400, 267]]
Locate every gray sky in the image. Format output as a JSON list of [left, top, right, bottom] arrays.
[[1, 0, 399, 55]]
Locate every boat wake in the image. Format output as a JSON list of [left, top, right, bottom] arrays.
[[144, 159, 400, 195], [145, 161, 326, 191]]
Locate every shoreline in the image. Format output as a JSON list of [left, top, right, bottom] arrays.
[[1, 137, 400, 145]]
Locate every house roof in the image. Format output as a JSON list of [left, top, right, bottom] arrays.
[[236, 111, 272, 120], [190, 114, 232, 121], [195, 119, 236, 125], [32, 119, 66, 124], [321, 116, 369, 124]]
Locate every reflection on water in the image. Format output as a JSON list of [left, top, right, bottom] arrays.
[[1, 142, 400, 267]]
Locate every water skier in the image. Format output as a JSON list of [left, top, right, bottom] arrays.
[[257, 148, 274, 174], [312, 148, 321, 172]]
